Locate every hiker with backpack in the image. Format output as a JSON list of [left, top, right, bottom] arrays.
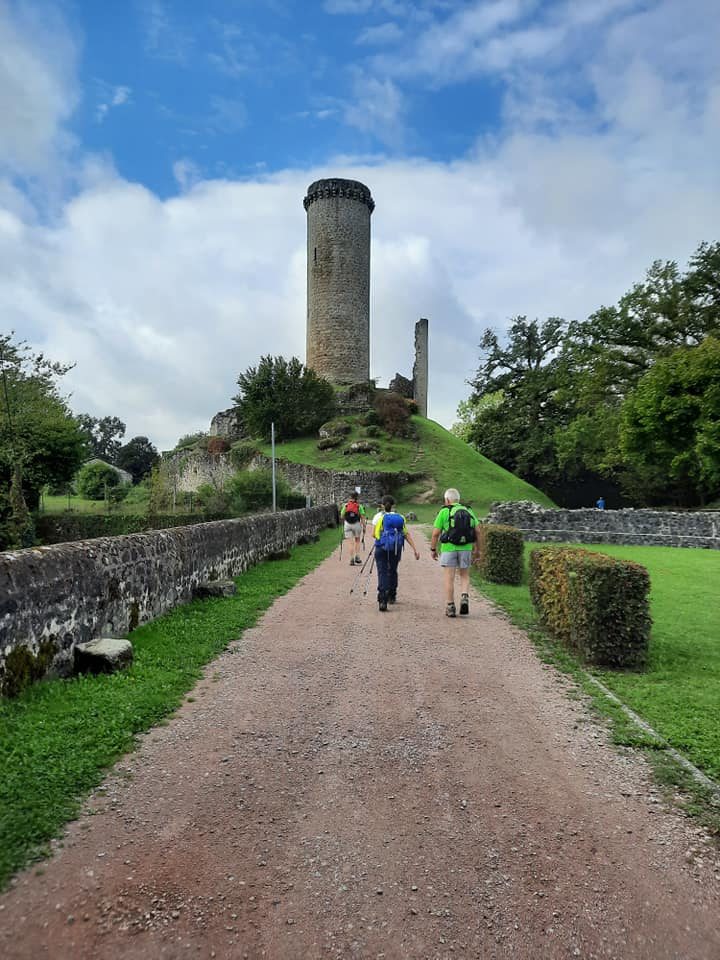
[[430, 488, 480, 618], [340, 492, 367, 565], [373, 495, 420, 612]]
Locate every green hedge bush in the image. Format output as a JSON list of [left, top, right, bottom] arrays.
[[476, 523, 524, 584], [529, 546, 651, 668]]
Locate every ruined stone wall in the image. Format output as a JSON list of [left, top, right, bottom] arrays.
[[413, 318, 429, 418], [487, 501, 720, 549], [173, 448, 236, 493], [0, 506, 337, 687], [305, 179, 373, 385], [251, 455, 415, 507]]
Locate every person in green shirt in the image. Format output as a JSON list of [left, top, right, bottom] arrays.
[[430, 488, 480, 618]]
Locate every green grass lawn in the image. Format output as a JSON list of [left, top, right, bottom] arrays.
[[472, 543, 720, 783], [42, 493, 118, 514], [395, 419, 554, 521], [264, 415, 554, 521], [0, 526, 338, 890]]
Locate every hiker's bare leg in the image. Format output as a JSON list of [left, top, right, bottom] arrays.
[[458, 567, 470, 597], [444, 566, 456, 603]]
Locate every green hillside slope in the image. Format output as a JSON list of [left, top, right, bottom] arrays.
[[263, 416, 554, 520]]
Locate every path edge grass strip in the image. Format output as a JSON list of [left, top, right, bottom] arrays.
[[0, 527, 339, 891], [471, 571, 720, 837]]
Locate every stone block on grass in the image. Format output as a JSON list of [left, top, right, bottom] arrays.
[[74, 638, 133, 676], [193, 579, 237, 599]]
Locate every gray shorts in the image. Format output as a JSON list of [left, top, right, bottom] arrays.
[[344, 521, 362, 539], [440, 550, 473, 569]]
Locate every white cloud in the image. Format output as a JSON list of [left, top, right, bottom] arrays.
[[207, 96, 248, 134], [356, 22, 404, 46], [172, 158, 202, 192], [344, 74, 405, 145], [0, 1, 79, 175], [95, 84, 132, 123], [139, 0, 193, 63], [4, 128, 719, 450]]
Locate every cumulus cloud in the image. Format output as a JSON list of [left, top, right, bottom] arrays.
[[0, 1, 79, 175]]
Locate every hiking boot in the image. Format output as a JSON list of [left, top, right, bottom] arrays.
[[354, 556, 362, 564], [349, 557, 356, 566], [446, 602, 457, 618], [379, 598, 388, 612], [459, 593, 470, 616], [388, 593, 397, 604]]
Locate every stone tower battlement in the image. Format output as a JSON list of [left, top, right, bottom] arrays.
[[304, 178, 374, 386]]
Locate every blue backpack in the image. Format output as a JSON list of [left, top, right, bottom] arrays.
[[378, 512, 405, 554]]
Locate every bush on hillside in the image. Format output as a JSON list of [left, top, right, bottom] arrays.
[[234, 355, 337, 442], [375, 391, 411, 436], [229, 440, 259, 469], [207, 437, 230, 456]]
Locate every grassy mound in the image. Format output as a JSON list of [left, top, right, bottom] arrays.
[[263, 415, 554, 520]]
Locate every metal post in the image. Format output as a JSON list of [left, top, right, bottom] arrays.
[[271, 422, 277, 512]]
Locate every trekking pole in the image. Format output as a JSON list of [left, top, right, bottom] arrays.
[[339, 525, 344, 562], [362, 553, 376, 596], [349, 549, 373, 594]]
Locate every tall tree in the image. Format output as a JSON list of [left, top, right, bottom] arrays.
[[0, 334, 85, 544], [467, 317, 567, 484], [619, 337, 720, 506], [76, 414, 126, 463], [116, 436, 159, 484]]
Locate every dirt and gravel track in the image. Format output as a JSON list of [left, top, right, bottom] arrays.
[[1, 531, 719, 960]]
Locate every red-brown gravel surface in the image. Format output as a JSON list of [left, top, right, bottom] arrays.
[[1, 532, 719, 960]]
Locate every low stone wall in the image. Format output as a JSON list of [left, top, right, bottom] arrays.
[[487, 501, 720, 549], [0, 506, 337, 689], [251, 455, 416, 506]]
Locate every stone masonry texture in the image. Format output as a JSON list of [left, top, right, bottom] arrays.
[[487, 501, 720, 549], [0, 506, 337, 690], [413, 317, 429, 418], [250, 455, 417, 507], [305, 178, 373, 385]]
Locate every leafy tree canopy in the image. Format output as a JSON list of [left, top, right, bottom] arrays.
[[116, 436, 159, 484], [75, 461, 122, 500], [620, 336, 720, 506], [76, 414, 126, 463], [233, 355, 337, 442], [0, 333, 86, 512], [461, 241, 720, 506]]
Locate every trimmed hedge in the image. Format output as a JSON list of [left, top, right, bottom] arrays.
[[35, 513, 231, 545], [529, 546, 651, 668], [476, 523, 524, 584]]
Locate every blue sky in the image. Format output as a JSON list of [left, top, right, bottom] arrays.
[[76, 0, 505, 192], [1, 0, 719, 448]]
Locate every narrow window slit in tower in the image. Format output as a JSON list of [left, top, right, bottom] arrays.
[[314, 247, 317, 262]]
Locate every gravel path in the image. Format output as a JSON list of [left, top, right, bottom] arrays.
[[2, 532, 719, 959]]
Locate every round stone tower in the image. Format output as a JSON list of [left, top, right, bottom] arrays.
[[304, 178, 374, 385]]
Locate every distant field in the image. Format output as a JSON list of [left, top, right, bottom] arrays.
[[42, 494, 120, 514], [472, 542, 720, 783], [41, 494, 196, 517]]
